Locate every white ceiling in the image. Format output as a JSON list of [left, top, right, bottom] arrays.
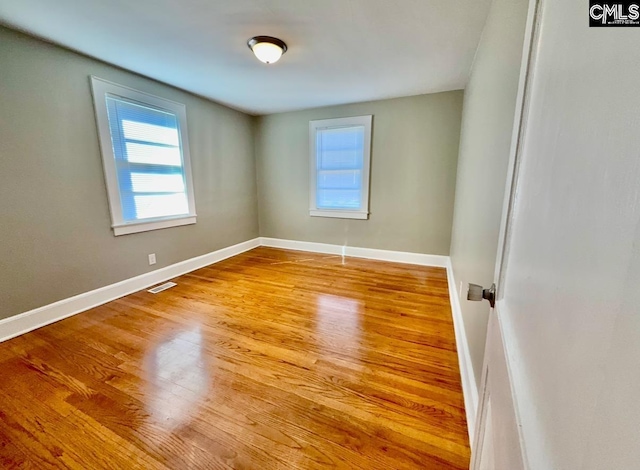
[[0, 0, 492, 115]]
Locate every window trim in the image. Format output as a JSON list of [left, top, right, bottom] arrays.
[[309, 115, 373, 220], [90, 76, 197, 236]]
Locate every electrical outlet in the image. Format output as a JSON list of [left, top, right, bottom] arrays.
[[148, 253, 156, 265]]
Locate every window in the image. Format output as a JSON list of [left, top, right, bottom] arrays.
[[90, 77, 196, 236], [309, 115, 372, 219]]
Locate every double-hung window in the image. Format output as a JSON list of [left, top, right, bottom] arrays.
[[309, 115, 372, 219], [90, 77, 196, 236]]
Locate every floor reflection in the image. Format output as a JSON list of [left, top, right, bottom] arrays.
[[145, 327, 210, 430], [315, 295, 363, 364]]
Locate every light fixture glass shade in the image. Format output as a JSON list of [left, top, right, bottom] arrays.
[[248, 36, 287, 64], [251, 42, 283, 64]]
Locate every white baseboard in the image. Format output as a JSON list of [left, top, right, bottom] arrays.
[[0, 235, 478, 448], [446, 259, 479, 446], [0, 238, 260, 343], [259, 237, 449, 267]]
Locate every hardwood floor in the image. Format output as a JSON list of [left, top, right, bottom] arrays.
[[0, 247, 470, 469]]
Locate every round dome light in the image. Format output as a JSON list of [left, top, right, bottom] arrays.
[[247, 36, 288, 64]]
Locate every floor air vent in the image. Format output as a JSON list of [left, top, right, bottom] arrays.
[[147, 282, 177, 294]]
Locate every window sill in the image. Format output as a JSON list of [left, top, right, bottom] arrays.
[[113, 216, 196, 236], [309, 210, 369, 220]]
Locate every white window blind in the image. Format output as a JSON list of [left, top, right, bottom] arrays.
[[91, 77, 196, 236], [309, 116, 372, 219], [316, 126, 364, 210]]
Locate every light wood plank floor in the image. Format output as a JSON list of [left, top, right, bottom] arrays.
[[0, 247, 470, 469]]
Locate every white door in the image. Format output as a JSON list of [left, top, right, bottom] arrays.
[[472, 0, 640, 469], [473, 312, 525, 470]]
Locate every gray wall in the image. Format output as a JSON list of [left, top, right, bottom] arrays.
[[448, 0, 529, 386], [0, 27, 259, 320], [255, 93, 463, 254]]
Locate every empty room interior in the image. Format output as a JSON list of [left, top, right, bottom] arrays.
[[2, 0, 640, 469]]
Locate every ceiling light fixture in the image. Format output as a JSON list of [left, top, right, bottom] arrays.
[[247, 36, 287, 64]]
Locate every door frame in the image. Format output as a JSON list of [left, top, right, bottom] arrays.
[[471, 0, 544, 467], [492, 0, 543, 291]]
